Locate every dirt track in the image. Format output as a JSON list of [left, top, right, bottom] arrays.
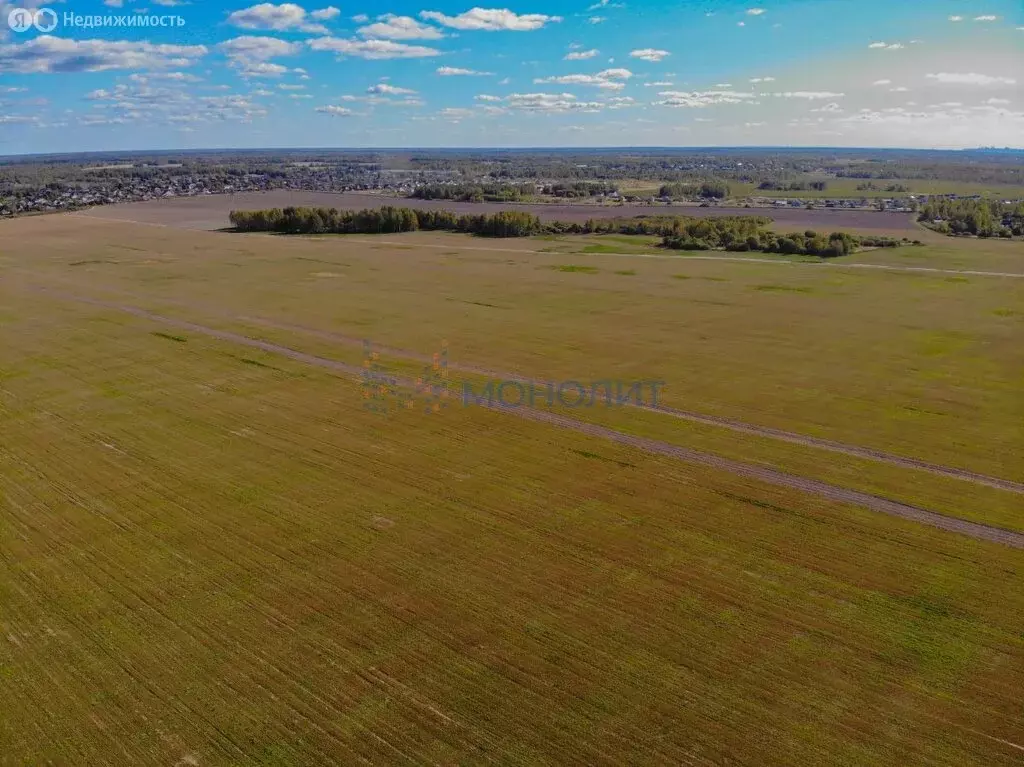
[[73, 190, 922, 235], [32, 286, 1024, 549]]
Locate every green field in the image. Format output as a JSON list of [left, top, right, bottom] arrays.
[[1, 213, 1023, 764]]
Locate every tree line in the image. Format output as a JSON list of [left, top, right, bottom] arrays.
[[658, 180, 731, 200], [410, 182, 536, 202], [918, 198, 1024, 238], [758, 180, 828, 192], [229, 206, 546, 237], [228, 204, 905, 258]]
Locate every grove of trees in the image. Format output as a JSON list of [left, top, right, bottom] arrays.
[[918, 198, 1023, 238], [229, 204, 903, 257]]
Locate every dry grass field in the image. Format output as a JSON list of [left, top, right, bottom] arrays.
[[1, 210, 1023, 765]]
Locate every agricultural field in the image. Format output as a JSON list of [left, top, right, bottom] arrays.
[[73, 190, 923, 235], [611, 178, 1024, 201], [1, 209, 1023, 765]]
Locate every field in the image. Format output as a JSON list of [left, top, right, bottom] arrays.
[[1, 208, 1023, 764], [74, 190, 923, 235], [619, 178, 1024, 201]]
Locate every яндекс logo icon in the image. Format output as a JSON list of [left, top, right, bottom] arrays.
[[7, 7, 58, 32], [7, 7, 33, 32]]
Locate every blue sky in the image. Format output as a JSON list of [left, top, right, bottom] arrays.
[[1, 0, 1021, 153]]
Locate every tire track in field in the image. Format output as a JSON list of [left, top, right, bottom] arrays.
[[15, 273, 1023, 493], [232, 315, 1024, 496], [32, 287, 1024, 549]]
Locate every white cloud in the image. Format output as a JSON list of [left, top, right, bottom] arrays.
[[437, 65, 493, 75], [746, 8, 765, 15], [419, 8, 562, 31], [948, 15, 963, 22], [440, 107, 475, 119], [351, 13, 369, 23], [872, 79, 892, 86], [654, 90, 756, 107], [973, 15, 997, 22], [219, 36, 300, 60], [308, 37, 441, 59], [534, 67, 632, 90], [985, 98, 1011, 105], [629, 48, 670, 62], [749, 76, 775, 83], [889, 86, 910, 92], [0, 36, 207, 73], [227, 3, 327, 33], [811, 102, 843, 113], [926, 72, 1016, 86], [505, 92, 603, 112], [868, 41, 905, 49], [278, 83, 306, 90], [316, 105, 355, 116], [587, 16, 606, 23], [475, 94, 502, 101], [358, 14, 446, 39], [564, 48, 599, 60], [769, 91, 845, 99], [644, 80, 673, 86], [310, 6, 340, 20], [367, 83, 416, 95]]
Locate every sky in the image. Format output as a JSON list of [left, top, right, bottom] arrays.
[[0, 0, 1022, 154]]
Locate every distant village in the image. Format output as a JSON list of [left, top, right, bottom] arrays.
[[0, 159, 1018, 218]]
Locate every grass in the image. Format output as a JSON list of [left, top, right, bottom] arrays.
[[1, 213, 1022, 764]]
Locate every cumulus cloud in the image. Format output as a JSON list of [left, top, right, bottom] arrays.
[[505, 92, 603, 112], [0, 35, 207, 73], [973, 15, 997, 22], [219, 36, 300, 60], [316, 105, 355, 116], [358, 14, 446, 39], [948, 15, 963, 22], [653, 89, 756, 107], [475, 93, 502, 101], [308, 37, 441, 59], [367, 83, 416, 95], [746, 7, 765, 15], [437, 65, 493, 75], [749, 76, 775, 83], [440, 107, 475, 119], [926, 72, 1016, 86], [564, 48, 599, 60], [769, 91, 845, 99], [419, 8, 562, 31], [310, 6, 340, 20], [534, 67, 632, 90], [227, 3, 328, 33], [629, 48, 670, 62], [587, 16, 606, 23]]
